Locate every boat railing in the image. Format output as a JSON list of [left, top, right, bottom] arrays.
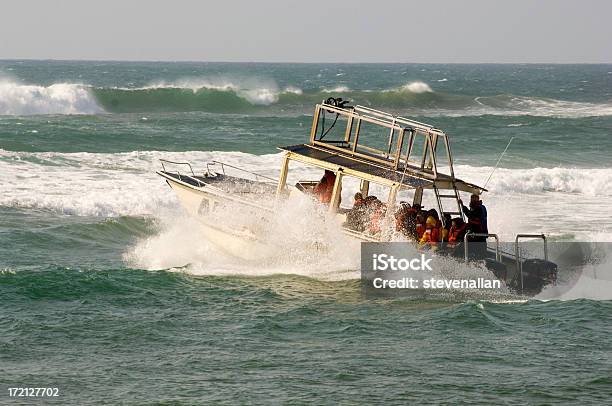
[[463, 232, 500, 262], [159, 159, 205, 187], [311, 101, 459, 182], [353, 105, 441, 134], [206, 161, 278, 184], [515, 234, 548, 292]]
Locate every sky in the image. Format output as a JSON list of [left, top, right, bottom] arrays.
[[1, 0, 611, 63]]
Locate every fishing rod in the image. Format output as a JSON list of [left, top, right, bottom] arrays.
[[483, 136, 514, 189]]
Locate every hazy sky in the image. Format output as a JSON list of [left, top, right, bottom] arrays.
[[2, 0, 611, 63]]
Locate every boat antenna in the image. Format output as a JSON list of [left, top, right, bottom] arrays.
[[483, 136, 514, 189]]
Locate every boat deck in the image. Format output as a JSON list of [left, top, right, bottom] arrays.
[[160, 171, 278, 195]]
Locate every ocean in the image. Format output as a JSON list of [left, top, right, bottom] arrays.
[[1, 60, 611, 404]]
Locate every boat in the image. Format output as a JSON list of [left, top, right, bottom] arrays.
[[157, 97, 557, 295]]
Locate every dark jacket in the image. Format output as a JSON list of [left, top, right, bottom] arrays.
[[462, 202, 488, 234]]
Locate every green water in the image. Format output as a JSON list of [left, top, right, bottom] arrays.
[[1, 61, 611, 404], [3, 267, 611, 404]]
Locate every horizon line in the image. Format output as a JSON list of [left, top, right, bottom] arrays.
[[1, 57, 612, 65]]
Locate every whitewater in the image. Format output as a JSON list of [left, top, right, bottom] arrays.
[[1, 60, 611, 296], [2, 61, 611, 405], [2, 77, 612, 118]]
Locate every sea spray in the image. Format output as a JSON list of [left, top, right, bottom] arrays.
[[125, 188, 361, 280], [2, 61, 612, 405], [0, 80, 102, 115], [399, 81, 433, 93]]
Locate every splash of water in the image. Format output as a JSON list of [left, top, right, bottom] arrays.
[[0, 79, 102, 115]]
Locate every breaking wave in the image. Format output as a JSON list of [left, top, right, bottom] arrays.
[[0, 149, 281, 217], [473, 95, 612, 119], [1, 78, 611, 118], [456, 165, 612, 197], [3, 148, 612, 293], [399, 81, 433, 93], [92, 83, 612, 118], [0, 80, 102, 115], [130, 78, 284, 105], [1, 148, 611, 233]]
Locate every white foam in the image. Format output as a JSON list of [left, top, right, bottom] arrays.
[[0, 80, 103, 115], [321, 86, 351, 93], [124, 180, 506, 285], [473, 95, 612, 118], [452, 164, 612, 240], [2, 149, 612, 243], [124, 184, 362, 280], [0, 149, 280, 217], [455, 165, 612, 197], [138, 77, 281, 105], [509, 95, 612, 118], [124, 212, 230, 271], [4, 148, 612, 287], [283, 86, 303, 95], [400, 81, 433, 94], [536, 242, 612, 301]]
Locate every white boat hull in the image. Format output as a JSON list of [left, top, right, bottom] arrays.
[[162, 175, 278, 261]]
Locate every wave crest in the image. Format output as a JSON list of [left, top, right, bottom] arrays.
[[1, 76, 611, 118], [400, 81, 433, 94], [474, 95, 612, 118], [0, 80, 102, 115], [136, 78, 283, 105], [457, 165, 612, 196]]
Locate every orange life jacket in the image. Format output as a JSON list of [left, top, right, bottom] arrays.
[[431, 226, 440, 243], [420, 224, 441, 245], [416, 223, 425, 239], [449, 224, 467, 243]]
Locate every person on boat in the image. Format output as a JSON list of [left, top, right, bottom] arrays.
[[345, 192, 367, 231], [394, 202, 419, 240], [367, 198, 385, 235], [448, 218, 468, 247], [360, 195, 378, 231], [352, 192, 365, 208], [460, 194, 488, 234], [404, 204, 420, 240], [425, 209, 445, 242], [407, 205, 419, 239], [419, 216, 440, 249], [394, 202, 410, 234], [441, 213, 452, 242], [415, 213, 426, 241], [426, 209, 439, 222], [313, 170, 336, 204]]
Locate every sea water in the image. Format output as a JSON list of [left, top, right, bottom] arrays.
[[1, 61, 611, 404]]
